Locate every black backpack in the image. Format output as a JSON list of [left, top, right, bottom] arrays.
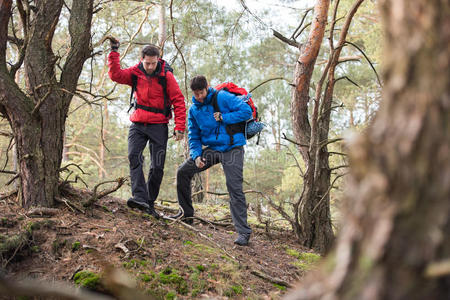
[[128, 60, 173, 117]]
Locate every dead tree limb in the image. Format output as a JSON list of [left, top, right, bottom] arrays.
[[83, 177, 126, 207], [251, 270, 292, 288]]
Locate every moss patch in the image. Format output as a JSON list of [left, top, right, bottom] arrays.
[[287, 248, 321, 271], [158, 267, 188, 295], [73, 270, 101, 290]]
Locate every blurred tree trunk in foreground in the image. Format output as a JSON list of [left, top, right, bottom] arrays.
[[286, 0, 450, 299]]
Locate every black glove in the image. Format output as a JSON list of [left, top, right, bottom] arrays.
[[110, 39, 120, 52]]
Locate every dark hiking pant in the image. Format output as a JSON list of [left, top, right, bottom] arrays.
[[128, 122, 168, 208], [177, 146, 251, 235]]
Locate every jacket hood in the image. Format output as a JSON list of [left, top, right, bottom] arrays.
[[192, 87, 215, 106]]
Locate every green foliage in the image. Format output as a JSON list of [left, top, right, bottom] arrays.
[[165, 290, 177, 300], [73, 271, 101, 290], [140, 272, 154, 282], [195, 264, 206, 272], [286, 248, 321, 271], [273, 283, 287, 290], [71, 241, 81, 251], [158, 267, 188, 295], [224, 284, 243, 297]]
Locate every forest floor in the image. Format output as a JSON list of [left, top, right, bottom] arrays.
[[0, 187, 320, 299]]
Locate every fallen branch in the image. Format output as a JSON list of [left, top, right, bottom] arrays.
[[6, 173, 19, 186], [83, 177, 126, 207], [55, 197, 85, 214], [251, 270, 292, 288], [194, 216, 233, 227], [163, 216, 237, 261], [0, 189, 18, 200], [27, 207, 60, 217]]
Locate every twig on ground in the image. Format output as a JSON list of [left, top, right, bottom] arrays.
[[250, 270, 292, 288], [0, 190, 18, 200], [26, 207, 60, 217], [163, 216, 237, 261], [54, 197, 84, 214], [83, 177, 126, 207]]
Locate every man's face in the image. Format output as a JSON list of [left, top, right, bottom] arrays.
[[193, 88, 208, 102], [142, 55, 158, 74]]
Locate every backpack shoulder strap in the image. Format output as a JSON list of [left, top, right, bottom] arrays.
[[211, 90, 221, 113], [157, 64, 171, 117], [128, 74, 138, 112]]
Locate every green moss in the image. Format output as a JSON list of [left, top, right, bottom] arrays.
[[196, 265, 206, 272], [123, 259, 137, 269], [292, 252, 321, 271], [0, 233, 29, 254], [286, 248, 300, 258], [298, 252, 321, 263], [72, 241, 81, 251], [165, 290, 176, 300], [224, 285, 243, 297], [31, 245, 40, 253], [183, 240, 193, 246], [140, 273, 153, 282], [158, 267, 188, 295], [193, 243, 217, 255], [273, 283, 287, 290], [73, 271, 101, 290]]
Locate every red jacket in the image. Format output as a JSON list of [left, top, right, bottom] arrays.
[[108, 51, 186, 131]]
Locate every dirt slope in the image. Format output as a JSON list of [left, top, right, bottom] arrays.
[[0, 192, 318, 299]]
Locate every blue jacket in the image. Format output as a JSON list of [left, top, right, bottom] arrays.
[[188, 87, 252, 160]]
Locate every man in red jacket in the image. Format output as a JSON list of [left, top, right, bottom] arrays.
[[108, 41, 186, 218]]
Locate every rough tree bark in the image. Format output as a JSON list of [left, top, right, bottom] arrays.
[[286, 0, 450, 298], [290, 0, 334, 254], [0, 0, 94, 208]]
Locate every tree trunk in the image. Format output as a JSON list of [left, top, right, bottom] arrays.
[[158, 0, 167, 50], [11, 96, 67, 208], [286, 0, 450, 298], [0, 0, 94, 208], [290, 0, 333, 254]]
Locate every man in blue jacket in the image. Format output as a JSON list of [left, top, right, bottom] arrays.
[[170, 75, 252, 246]]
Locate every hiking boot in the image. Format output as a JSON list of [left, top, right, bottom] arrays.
[[234, 233, 250, 246], [127, 197, 149, 211], [146, 207, 161, 219], [168, 211, 193, 225]]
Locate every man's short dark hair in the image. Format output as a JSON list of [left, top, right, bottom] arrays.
[[190, 75, 208, 91], [141, 45, 160, 58]]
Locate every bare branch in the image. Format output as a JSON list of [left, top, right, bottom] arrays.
[[294, 22, 311, 40], [291, 8, 313, 40], [6, 173, 19, 186], [169, 0, 189, 97], [282, 133, 309, 147], [249, 77, 293, 93], [335, 76, 360, 87], [120, 5, 152, 60], [344, 41, 382, 87], [251, 270, 292, 288], [273, 30, 301, 48], [83, 177, 127, 207]]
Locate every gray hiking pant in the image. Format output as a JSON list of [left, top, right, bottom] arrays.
[[176, 146, 251, 235]]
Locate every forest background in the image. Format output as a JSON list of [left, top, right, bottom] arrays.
[[0, 0, 381, 246]]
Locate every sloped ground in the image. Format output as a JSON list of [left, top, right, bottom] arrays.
[[0, 191, 320, 299]]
